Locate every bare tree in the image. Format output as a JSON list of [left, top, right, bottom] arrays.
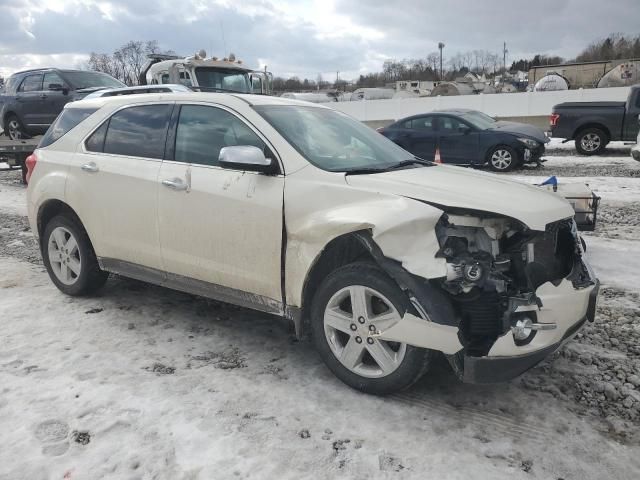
[[87, 40, 175, 85]]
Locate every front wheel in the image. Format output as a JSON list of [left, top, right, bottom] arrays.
[[42, 214, 109, 296], [310, 262, 431, 395], [575, 128, 607, 156], [488, 145, 518, 172]]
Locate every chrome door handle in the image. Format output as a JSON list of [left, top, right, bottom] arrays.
[[81, 162, 99, 173], [162, 178, 188, 191]]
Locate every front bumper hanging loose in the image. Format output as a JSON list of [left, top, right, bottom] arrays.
[[461, 279, 599, 383]]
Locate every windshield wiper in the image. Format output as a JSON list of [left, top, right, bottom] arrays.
[[344, 158, 433, 176], [343, 167, 389, 175], [387, 158, 434, 170]]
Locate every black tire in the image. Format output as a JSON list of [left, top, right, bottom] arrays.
[[21, 162, 28, 185], [310, 262, 432, 395], [487, 145, 519, 172], [575, 128, 607, 156], [4, 114, 30, 141], [41, 214, 109, 296]]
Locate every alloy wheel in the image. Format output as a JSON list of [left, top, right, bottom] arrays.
[[323, 285, 407, 378], [47, 226, 82, 285], [581, 133, 601, 152], [490, 149, 512, 170], [8, 119, 23, 140]]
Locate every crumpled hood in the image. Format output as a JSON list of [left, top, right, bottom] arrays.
[[345, 165, 574, 231]]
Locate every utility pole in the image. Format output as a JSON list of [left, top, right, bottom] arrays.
[[438, 42, 445, 81], [503, 41, 508, 73]]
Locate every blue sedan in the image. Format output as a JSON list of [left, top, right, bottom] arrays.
[[378, 109, 549, 172]]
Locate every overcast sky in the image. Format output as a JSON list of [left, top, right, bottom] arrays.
[[0, 0, 638, 80]]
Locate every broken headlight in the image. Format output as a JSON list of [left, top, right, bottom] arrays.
[[436, 218, 514, 295]]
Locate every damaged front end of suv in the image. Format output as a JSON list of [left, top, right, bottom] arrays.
[[366, 206, 599, 384]]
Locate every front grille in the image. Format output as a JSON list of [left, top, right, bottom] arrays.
[[459, 291, 504, 336]]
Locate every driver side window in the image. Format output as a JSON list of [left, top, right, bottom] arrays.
[[441, 117, 467, 131], [174, 105, 266, 167]]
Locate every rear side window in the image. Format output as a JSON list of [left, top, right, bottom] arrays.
[[19, 74, 44, 92], [410, 116, 435, 130], [101, 105, 172, 159], [85, 121, 108, 152], [38, 108, 98, 148]]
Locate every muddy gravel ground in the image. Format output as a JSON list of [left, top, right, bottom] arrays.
[[1, 152, 639, 449]]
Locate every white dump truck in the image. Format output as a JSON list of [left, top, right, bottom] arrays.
[[139, 50, 272, 94]]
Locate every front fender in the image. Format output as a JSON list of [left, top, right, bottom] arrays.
[[284, 174, 446, 307]]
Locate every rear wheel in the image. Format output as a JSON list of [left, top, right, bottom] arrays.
[[310, 262, 431, 395], [488, 145, 518, 172], [5, 114, 30, 141], [42, 214, 108, 296], [575, 128, 607, 156]]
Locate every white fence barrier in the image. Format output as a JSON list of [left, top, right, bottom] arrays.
[[322, 87, 631, 122]]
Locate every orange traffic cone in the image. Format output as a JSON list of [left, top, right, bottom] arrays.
[[434, 147, 442, 164]]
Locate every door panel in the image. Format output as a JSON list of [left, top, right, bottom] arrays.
[[42, 72, 69, 125], [66, 104, 173, 270], [404, 116, 437, 160], [68, 152, 164, 269], [158, 103, 284, 302], [16, 74, 45, 127], [437, 117, 479, 164], [158, 162, 284, 302], [623, 95, 640, 140]]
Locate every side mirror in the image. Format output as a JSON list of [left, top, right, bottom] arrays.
[[48, 83, 69, 95], [219, 145, 275, 174], [459, 125, 472, 135]]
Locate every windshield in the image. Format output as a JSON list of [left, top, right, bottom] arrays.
[[62, 71, 125, 89], [194, 68, 251, 93], [461, 111, 496, 130], [254, 105, 423, 172]]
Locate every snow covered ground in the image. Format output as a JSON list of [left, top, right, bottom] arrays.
[[1, 145, 640, 479]]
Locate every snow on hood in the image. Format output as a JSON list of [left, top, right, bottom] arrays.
[[345, 165, 574, 231]]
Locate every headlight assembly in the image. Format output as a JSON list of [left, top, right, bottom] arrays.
[[517, 137, 539, 149]]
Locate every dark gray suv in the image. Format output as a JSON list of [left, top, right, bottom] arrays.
[[0, 68, 125, 140]]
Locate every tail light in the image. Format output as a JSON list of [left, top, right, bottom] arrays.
[[25, 152, 37, 184], [549, 113, 560, 127]]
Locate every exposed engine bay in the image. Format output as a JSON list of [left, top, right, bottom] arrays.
[[435, 213, 595, 356]]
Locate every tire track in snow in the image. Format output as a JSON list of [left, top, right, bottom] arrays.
[[390, 391, 551, 443]]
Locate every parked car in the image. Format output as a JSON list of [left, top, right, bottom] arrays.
[[378, 109, 549, 172], [0, 68, 125, 140], [550, 85, 640, 155], [26, 93, 599, 394]]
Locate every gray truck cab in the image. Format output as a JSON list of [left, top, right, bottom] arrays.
[[140, 50, 272, 95]]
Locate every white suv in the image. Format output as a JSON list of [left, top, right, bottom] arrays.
[[26, 93, 599, 394]]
